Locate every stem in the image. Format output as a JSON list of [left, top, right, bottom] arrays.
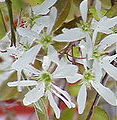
[[5, 0, 16, 47], [34, 98, 49, 120], [0, 8, 7, 32]]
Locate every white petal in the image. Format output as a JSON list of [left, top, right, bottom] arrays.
[[93, 59, 102, 82], [91, 81, 117, 106], [7, 80, 37, 87], [52, 84, 75, 108], [42, 56, 51, 71], [77, 84, 87, 114], [31, 24, 44, 34], [17, 27, 39, 40], [31, 0, 57, 16], [47, 45, 59, 64], [95, 0, 102, 18], [91, 18, 98, 29], [101, 16, 117, 29], [46, 90, 60, 119], [101, 61, 117, 81], [46, 7, 57, 34], [102, 54, 117, 63], [53, 63, 78, 78], [54, 28, 86, 42], [80, 0, 88, 22], [25, 65, 41, 74], [23, 83, 45, 106], [92, 29, 98, 44], [52, 89, 72, 108], [36, 16, 50, 28], [66, 74, 83, 83], [99, 34, 117, 51], [12, 45, 41, 71]]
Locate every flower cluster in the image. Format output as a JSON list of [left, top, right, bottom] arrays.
[[0, 0, 117, 119]]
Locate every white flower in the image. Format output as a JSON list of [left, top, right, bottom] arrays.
[[7, 46, 81, 118], [54, 0, 89, 42], [11, 45, 41, 91], [17, 7, 57, 48], [91, 16, 117, 43], [72, 68, 117, 114]]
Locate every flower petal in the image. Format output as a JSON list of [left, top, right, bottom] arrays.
[[91, 81, 117, 106], [101, 60, 117, 81], [7, 80, 38, 87], [52, 84, 75, 108], [46, 7, 57, 34], [31, 0, 57, 16], [17, 27, 39, 40], [23, 82, 45, 106], [46, 90, 60, 119], [99, 34, 117, 51], [80, 0, 88, 22], [47, 45, 59, 64], [66, 74, 83, 83], [53, 62, 78, 78], [95, 0, 102, 18], [52, 89, 72, 108], [42, 56, 51, 71], [12, 45, 41, 71], [93, 59, 102, 82], [77, 84, 87, 114], [54, 28, 86, 42]]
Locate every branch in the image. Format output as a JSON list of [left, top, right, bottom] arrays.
[[5, 0, 16, 47]]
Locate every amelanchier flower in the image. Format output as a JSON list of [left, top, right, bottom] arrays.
[[10, 45, 41, 91], [91, 16, 117, 43], [7, 46, 83, 118], [17, 7, 58, 49], [67, 63, 117, 114], [54, 0, 90, 42], [79, 33, 117, 82], [92, 34, 117, 82]]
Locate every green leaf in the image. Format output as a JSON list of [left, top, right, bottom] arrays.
[[73, 46, 80, 57], [0, 9, 6, 39], [100, 0, 112, 9], [65, 0, 81, 21], [60, 108, 75, 120], [106, 4, 117, 17], [0, 72, 21, 101], [53, 0, 71, 30], [114, 116, 117, 120], [91, 106, 109, 120]]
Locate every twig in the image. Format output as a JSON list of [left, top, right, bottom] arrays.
[[5, 0, 16, 47]]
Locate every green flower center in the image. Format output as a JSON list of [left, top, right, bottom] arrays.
[[111, 27, 117, 33], [37, 33, 54, 48], [79, 21, 92, 32], [40, 72, 52, 83], [93, 49, 105, 59], [82, 70, 95, 87]]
